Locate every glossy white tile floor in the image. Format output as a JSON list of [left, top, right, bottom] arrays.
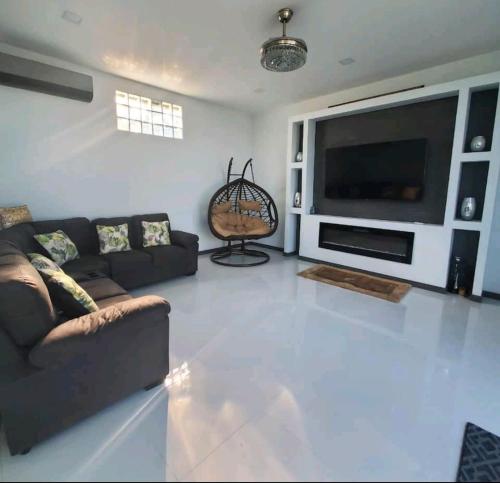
[[1, 250, 500, 482]]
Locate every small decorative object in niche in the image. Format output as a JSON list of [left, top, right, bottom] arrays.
[[295, 151, 303, 163], [449, 256, 465, 294], [461, 197, 477, 221], [294, 192, 301, 208], [470, 135, 486, 152]]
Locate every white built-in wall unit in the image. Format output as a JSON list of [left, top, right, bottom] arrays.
[[285, 71, 500, 298]]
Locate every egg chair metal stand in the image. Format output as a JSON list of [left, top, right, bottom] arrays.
[[208, 158, 279, 267]]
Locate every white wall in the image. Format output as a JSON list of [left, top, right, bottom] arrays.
[[253, 50, 500, 293], [484, 190, 500, 293], [1, 42, 499, 291], [0, 43, 253, 251]]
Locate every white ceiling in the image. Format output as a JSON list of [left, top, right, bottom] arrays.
[[1, 0, 500, 113]]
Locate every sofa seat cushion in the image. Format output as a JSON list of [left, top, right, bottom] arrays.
[[63, 255, 110, 277], [142, 245, 187, 269], [104, 249, 153, 274], [79, 278, 128, 302], [96, 294, 133, 310], [0, 241, 57, 347]]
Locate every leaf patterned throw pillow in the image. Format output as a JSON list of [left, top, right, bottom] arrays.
[[142, 220, 171, 247], [34, 230, 80, 266], [28, 253, 63, 275], [44, 270, 98, 318], [96, 224, 132, 254]]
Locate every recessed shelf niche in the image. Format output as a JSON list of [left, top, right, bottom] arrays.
[[455, 161, 489, 221], [447, 229, 480, 294], [291, 122, 304, 164], [464, 86, 498, 153]]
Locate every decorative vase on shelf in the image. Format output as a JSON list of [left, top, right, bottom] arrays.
[[295, 151, 303, 163], [470, 136, 486, 152], [461, 197, 477, 221], [294, 192, 301, 208]]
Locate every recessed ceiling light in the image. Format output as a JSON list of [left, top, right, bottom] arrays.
[[62, 10, 83, 25], [339, 57, 355, 66]]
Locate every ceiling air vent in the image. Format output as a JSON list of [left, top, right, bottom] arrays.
[[0, 52, 93, 103]]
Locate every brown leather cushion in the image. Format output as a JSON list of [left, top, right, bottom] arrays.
[[212, 201, 232, 214], [238, 200, 262, 212], [212, 213, 271, 237]]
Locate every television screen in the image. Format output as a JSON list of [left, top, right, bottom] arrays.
[[324, 138, 428, 201]]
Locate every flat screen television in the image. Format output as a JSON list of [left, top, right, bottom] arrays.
[[324, 138, 428, 201]]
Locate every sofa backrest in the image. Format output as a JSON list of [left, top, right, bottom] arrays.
[[33, 217, 95, 256], [0, 223, 39, 253], [92, 213, 170, 250], [131, 213, 170, 249], [91, 216, 134, 252], [0, 213, 171, 256], [0, 217, 95, 256], [0, 241, 57, 347]]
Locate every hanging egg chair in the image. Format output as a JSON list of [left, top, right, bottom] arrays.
[[208, 158, 279, 266]]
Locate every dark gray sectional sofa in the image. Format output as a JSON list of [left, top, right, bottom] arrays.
[[0, 213, 199, 455]]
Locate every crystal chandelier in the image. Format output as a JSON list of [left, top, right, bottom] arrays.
[[260, 8, 307, 73]]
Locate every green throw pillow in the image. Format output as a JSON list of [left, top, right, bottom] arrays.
[[142, 220, 171, 247], [28, 253, 63, 275], [34, 230, 79, 266], [44, 270, 98, 318], [96, 224, 131, 255]]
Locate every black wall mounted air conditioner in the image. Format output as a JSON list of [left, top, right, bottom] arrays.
[[0, 52, 93, 102]]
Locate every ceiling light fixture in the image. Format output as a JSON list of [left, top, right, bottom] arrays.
[[62, 10, 83, 25], [260, 8, 307, 73]]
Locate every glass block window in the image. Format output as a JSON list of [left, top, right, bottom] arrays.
[[115, 90, 183, 139]]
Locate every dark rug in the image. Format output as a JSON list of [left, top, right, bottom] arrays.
[[457, 423, 500, 482]]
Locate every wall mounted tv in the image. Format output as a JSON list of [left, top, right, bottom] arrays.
[[324, 138, 428, 202]]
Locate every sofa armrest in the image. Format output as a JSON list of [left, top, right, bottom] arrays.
[[29, 296, 170, 369], [171, 230, 199, 249]]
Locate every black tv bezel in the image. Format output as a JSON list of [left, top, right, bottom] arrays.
[[323, 138, 429, 203]]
